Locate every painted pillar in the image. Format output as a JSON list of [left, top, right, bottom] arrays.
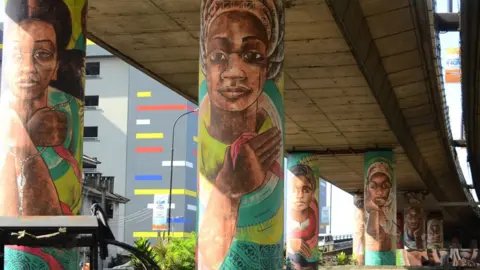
[[396, 212, 405, 266], [0, 0, 87, 269], [404, 192, 426, 250], [353, 194, 365, 265], [427, 212, 444, 249], [364, 151, 396, 265], [286, 153, 320, 270], [197, 1, 285, 269]]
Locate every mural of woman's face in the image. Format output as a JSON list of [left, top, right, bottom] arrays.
[[367, 173, 391, 207], [291, 175, 314, 212], [206, 11, 268, 112], [8, 19, 58, 100]]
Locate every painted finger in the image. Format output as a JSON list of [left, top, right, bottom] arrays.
[[248, 127, 279, 150], [254, 131, 281, 158]]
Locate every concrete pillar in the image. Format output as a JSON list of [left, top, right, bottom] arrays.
[[364, 151, 396, 265], [197, 1, 285, 269], [286, 153, 320, 269], [404, 192, 426, 250], [427, 212, 444, 249], [396, 211, 405, 266], [0, 0, 87, 268], [353, 194, 365, 265]]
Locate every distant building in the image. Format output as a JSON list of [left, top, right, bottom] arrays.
[[83, 43, 198, 246], [81, 156, 129, 268]]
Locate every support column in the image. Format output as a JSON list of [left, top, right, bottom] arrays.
[[427, 212, 444, 249], [286, 153, 320, 270], [396, 211, 405, 266], [364, 151, 396, 265], [353, 194, 365, 265], [404, 192, 426, 250], [0, 0, 86, 269], [197, 1, 285, 269]]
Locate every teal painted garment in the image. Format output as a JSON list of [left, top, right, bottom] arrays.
[[4, 247, 79, 270], [220, 241, 283, 270], [365, 250, 396, 266]]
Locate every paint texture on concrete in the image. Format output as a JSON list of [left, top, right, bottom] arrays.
[[197, 1, 285, 269], [364, 151, 396, 266], [427, 212, 444, 249], [0, 0, 87, 268], [400, 249, 480, 267], [404, 204, 426, 250], [353, 194, 365, 265], [286, 153, 320, 269]]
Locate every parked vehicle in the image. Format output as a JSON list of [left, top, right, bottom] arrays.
[[318, 234, 334, 252]]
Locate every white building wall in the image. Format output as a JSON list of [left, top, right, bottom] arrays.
[[84, 56, 130, 245]]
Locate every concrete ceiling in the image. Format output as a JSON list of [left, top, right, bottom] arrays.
[[87, 0, 479, 224]]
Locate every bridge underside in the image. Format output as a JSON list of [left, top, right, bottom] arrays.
[[87, 0, 479, 228]]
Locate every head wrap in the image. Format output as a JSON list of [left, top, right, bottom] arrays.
[[200, 0, 284, 81], [366, 161, 392, 182]]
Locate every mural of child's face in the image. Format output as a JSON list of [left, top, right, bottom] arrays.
[[291, 175, 314, 212], [406, 207, 422, 231], [367, 173, 391, 207], [8, 19, 58, 100], [206, 11, 268, 112]]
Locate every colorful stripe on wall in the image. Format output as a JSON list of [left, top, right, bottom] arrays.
[[137, 91, 152, 98], [136, 119, 150, 125], [133, 232, 191, 238], [137, 104, 196, 112], [135, 175, 162, 181], [136, 147, 163, 153], [136, 133, 164, 139], [134, 189, 197, 197], [161, 161, 193, 168]]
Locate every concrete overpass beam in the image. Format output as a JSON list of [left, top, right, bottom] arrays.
[[364, 151, 397, 266], [196, 1, 285, 269], [0, 0, 87, 268]]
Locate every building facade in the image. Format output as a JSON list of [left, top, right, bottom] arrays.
[[83, 44, 198, 246]]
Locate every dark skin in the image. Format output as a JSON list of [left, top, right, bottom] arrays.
[[198, 11, 282, 267], [365, 173, 393, 252], [0, 19, 67, 216]]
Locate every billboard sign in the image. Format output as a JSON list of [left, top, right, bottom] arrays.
[[152, 194, 168, 231]]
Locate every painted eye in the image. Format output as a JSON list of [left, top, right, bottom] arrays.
[[243, 52, 265, 64], [34, 50, 54, 61], [209, 52, 227, 64]]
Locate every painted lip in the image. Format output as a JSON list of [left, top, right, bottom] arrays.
[[218, 86, 252, 99], [16, 80, 39, 88]]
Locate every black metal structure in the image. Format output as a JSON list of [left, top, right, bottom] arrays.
[[0, 204, 160, 270]]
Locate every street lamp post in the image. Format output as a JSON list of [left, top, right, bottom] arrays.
[[167, 108, 198, 239]]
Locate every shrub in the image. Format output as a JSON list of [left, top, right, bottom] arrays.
[[336, 252, 349, 265]]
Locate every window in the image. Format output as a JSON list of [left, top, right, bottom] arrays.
[[84, 126, 98, 138], [85, 95, 99, 107], [86, 62, 100, 77], [106, 203, 114, 219]]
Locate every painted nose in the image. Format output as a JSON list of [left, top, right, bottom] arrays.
[[221, 54, 246, 81]]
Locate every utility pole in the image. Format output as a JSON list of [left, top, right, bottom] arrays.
[[167, 108, 198, 240], [329, 182, 333, 235]]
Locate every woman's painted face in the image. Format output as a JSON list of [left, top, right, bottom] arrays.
[[367, 173, 391, 207], [8, 19, 58, 100], [206, 11, 268, 111]]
